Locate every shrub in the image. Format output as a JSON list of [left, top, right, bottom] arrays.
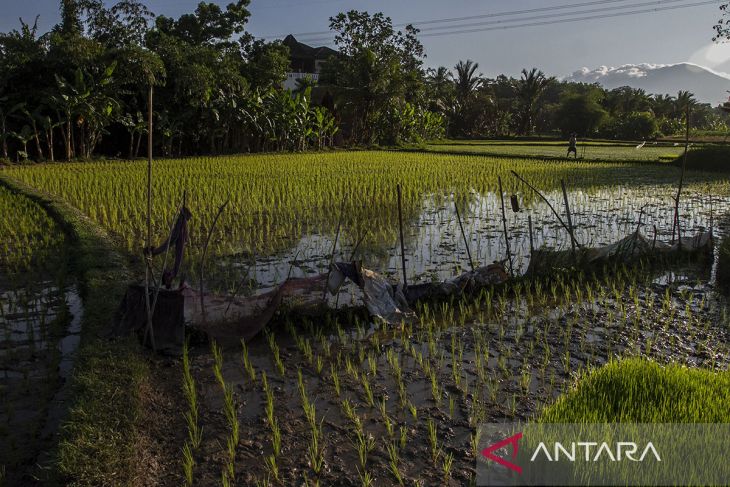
[[671, 145, 730, 172]]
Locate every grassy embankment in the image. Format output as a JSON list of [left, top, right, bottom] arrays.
[[0, 174, 147, 486]]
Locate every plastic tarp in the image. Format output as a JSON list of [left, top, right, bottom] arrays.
[[528, 230, 712, 275]]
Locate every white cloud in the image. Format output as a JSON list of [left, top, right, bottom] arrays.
[[689, 42, 730, 70]]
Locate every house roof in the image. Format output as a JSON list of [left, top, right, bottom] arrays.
[[283, 35, 338, 60]]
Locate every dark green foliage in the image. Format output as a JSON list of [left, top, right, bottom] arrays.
[[604, 111, 659, 140], [671, 145, 730, 172], [1, 2, 728, 160], [555, 93, 608, 137]]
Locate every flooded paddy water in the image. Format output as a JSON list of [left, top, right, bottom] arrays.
[[0, 186, 82, 484], [172, 178, 730, 484], [225, 182, 730, 296]]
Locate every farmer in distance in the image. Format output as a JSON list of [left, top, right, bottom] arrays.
[[567, 132, 578, 158]]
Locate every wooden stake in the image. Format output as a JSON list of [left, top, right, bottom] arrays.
[[672, 104, 691, 247], [709, 188, 713, 237], [528, 214, 534, 254], [348, 230, 369, 261], [498, 176, 514, 277], [200, 199, 230, 327], [397, 184, 408, 288], [454, 196, 475, 271], [561, 179, 576, 255], [143, 85, 156, 352], [323, 197, 346, 301], [510, 170, 580, 249]]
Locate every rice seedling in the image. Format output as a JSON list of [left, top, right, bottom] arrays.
[[408, 402, 418, 420], [357, 468, 374, 487], [442, 451, 454, 483], [266, 331, 285, 376], [361, 374, 375, 408], [240, 339, 256, 383], [261, 371, 281, 458], [211, 341, 239, 485], [181, 340, 201, 485], [386, 441, 404, 485], [427, 418, 441, 464], [353, 429, 375, 471], [330, 363, 341, 396]]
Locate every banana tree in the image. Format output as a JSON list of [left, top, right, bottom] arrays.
[[0, 95, 8, 160], [34, 111, 62, 162], [11, 125, 33, 161], [53, 62, 119, 160], [13, 105, 45, 160], [120, 111, 147, 159]]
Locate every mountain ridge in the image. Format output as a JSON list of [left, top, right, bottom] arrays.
[[565, 62, 730, 104]]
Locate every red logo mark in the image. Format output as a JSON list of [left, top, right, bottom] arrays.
[[481, 432, 523, 474]]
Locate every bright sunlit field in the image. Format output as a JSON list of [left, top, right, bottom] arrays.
[[4, 149, 728, 291], [424, 139, 685, 162]]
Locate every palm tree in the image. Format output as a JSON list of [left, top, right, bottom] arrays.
[[675, 90, 697, 113], [652, 94, 675, 119], [425, 66, 454, 115], [515, 68, 553, 136], [454, 60, 482, 101]]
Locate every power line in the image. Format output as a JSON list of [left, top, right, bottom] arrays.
[[418, 0, 720, 37], [263, 0, 657, 39], [282, 0, 719, 44], [418, 0, 692, 33]]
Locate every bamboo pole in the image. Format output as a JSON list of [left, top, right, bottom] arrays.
[[323, 197, 346, 301], [143, 85, 156, 352], [454, 196, 475, 271], [672, 105, 691, 247], [528, 214, 534, 254], [149, 191, 185, 329], [397, 184, 408, 288], [498, 176, 514, 277], [510, 170, 581, 249], [348, 231, 368, 261], [560, 179, 576, 255], [200, 200, 230, 327]]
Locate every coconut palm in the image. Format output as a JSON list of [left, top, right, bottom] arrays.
[[675, 90, 697, 112], [426, 66, 454, 110], [453, 60, 482, 101], [652, 94, 676, 119], [514, 68, 553, 136]]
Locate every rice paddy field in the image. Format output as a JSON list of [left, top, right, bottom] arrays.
[[425, 139, 684, 162], [1, 145, 730, 485], [0, 186, 82, 484]]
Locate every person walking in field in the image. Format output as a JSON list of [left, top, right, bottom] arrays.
[[567, 133, 578, 158]]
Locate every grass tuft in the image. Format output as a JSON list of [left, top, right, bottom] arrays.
[[540, 358, 730, 423]]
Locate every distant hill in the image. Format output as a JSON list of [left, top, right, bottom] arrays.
[[565, 63, 730, 105]]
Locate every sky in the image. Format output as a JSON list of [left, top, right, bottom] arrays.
[[2, 0, 729, 79]]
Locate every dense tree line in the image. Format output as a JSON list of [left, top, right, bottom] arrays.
[[427, 62, 729, 140], [0, 0, 340, 162], [1, 1, 728, 162]]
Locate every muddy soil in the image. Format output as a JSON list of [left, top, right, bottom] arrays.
[[148, 258, 730, 486]]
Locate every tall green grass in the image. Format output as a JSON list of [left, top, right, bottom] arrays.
[[540, 358, 730, 423]]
